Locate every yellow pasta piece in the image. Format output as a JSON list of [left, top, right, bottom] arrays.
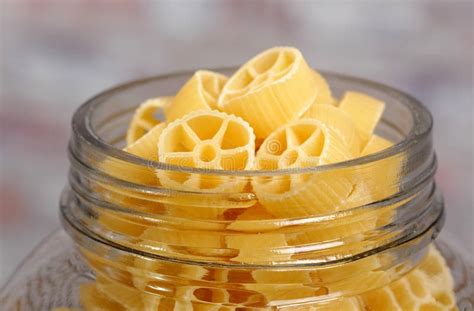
[[141, 296, 186, 311], [99, 122, 167, 188], [98, 158, 158, 187], [133, 256, 207, 282], [315, 255, 390, 295], [358, 134, 403, 202], [142, 293, 238, 311], [139, 225, 225, 251], [302, 104, 362, 157], [218, 47, 320, 139], [124, 123, 166, 161], [280, 297, 363, 311], [79, 247, 135, 288], [360, 245, 458, 311], [315, 297, 364, 311], [361, 286, 403, 310], [252, 119, 354, 217], [361, 134, 393, 155], [252, 269, 313, 285], [165, 70, 228, 121], [103, 122, 165, 188], [339, 91, 385, 148], [95, 274, 143, 310], [243, 284, 323, 304], [287, 217, 374, 248], [311, 69, 335, 106], [157, 109, 255, 193], [126, 97, 172, 146], [98, 209, 147, 238], [79, 283, 125, 311], [226, 233, 292, 264], [226, 203, 281, 232], [133, 260, 242, 310]]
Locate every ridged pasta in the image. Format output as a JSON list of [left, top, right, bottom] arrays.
[[100, 121, 167, 189], [218, 47, 320, 139], [360, 246, 458, 310], [339, 91, 385, 148], [157, 110, 255, 194], [79, 46, 458, 311], [126, 97, 172, 146], [226, 232, 292, 264], [303, 104, 362, 157], [165, 70, 228, 122], [252, 119, 353, 217], [124, 123, 166, 161], [311, 69, 335, 106], [226, 203, 280, 232], [358, 134, 403, 202]]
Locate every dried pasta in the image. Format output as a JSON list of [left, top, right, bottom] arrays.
[[303, 104, 362, 157], [157, 109, 255, 193], [218, 47, 320, 139], [339, 91, 385, 148], [360, 246, 457, 310], [252, 119, 353, 217], [165, 70, 227, 121], [126, 97, 172, 146]]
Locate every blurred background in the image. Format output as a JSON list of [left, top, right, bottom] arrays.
[[0, 0, 472, 285]]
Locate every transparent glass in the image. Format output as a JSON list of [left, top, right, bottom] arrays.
[[1, 70, 473, 310]]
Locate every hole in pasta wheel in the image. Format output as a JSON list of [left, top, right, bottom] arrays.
[[290, 123, 316, 145], [253, 50, 279, 73], [419, 256, 443, 276], [407, 273, 428, 298], [434, 292, 454, 306], [152, 107, 166, 122], [301, 129, 325, 157], [232, 71, 254, 89], [199, 144, 217, 162], [221, 121, 249, 149], [164, 125, 197, 152], [187, 115, 223, 141]]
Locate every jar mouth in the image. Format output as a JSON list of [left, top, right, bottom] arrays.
[[71, 68, 433, 176], [64, 68, 441, 270]]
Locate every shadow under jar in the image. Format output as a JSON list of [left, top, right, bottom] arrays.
[[2, 70, 473, 310]]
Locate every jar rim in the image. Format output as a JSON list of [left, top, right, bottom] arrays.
[[72, 68, 433, 176], [64, 69, 442, 269]]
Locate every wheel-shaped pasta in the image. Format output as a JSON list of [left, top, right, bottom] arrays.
[[157, 110, 255, 193], [217, 47, 320, 139], [360, 246, 457, 310], [164, 70, 228, 122], [252, 118, 354, 217], [126, 97, 172, 146]]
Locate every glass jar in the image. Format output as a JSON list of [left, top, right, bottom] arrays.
[[1, 71, 473, 310]]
